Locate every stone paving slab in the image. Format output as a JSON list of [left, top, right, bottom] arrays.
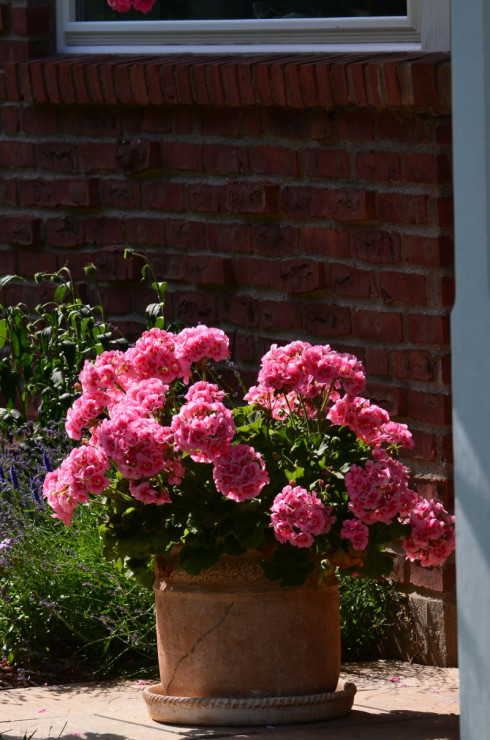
[[0, 661, 460, 740]]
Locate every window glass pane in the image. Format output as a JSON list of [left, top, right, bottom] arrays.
[[77, 0, 407, 22]]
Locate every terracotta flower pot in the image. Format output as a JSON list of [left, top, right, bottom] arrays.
[[143, 550, 356, 725]]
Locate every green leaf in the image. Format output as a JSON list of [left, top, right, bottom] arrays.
[[54, 284, 68, 303], [0, 319, 7, 348], [179, 545, 221, 575]]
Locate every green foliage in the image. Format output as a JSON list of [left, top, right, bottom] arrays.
[[0, 425, 157, 682], [339, 573, 401, 660], [0, 267, 128, 428]]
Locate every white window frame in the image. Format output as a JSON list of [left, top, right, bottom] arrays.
[[56, 0, 450, 54]]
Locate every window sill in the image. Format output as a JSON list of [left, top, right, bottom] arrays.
[[4, 52, 451, 112]]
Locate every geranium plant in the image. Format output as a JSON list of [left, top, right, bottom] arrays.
[[43, 327, 455, 588]]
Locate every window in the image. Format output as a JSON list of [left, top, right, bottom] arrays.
[[57, 0, 449, 53]]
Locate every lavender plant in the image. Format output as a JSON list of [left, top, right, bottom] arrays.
[[0, 422, 156, 683]]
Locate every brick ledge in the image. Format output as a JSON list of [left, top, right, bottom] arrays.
[[4, 52, 451, 111]]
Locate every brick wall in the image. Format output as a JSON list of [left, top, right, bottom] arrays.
[[0, 1, 455, 666]]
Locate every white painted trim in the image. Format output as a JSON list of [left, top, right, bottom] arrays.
[[55, 0, 441, 53], [421, 0, 450, 51]]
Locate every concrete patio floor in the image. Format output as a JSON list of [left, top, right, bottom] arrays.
[[0, 660, 459, 740]]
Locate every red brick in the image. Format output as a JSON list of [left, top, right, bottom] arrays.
[[437, 197, 454, 229], [281, 185, 324, 218], [219, 63, 240, 107], [101, 180, 140, 209], [56, 59, 77, 105], [45, 217, 84, 247], [233, 333, 255, 363], [205, 63, 226, 107], [130, 63, 150, 106], [0, 4, 8, 32], [236, 62, 257, 107], [355, 151, 402, 182], [116, 138, 160, 174], [381, 60, 402, 107], [408, 391, 452, 425], [2, 105, 19, 133], [377, 193, 429, 225], [200, 108, 239, 136], [160, 63, 180, 105], [278, 259, 325, 294], [393, 350, 436, 382], [347, 60, 369, 107], [228, 182, 279, 214], [250, 145, 298, 177], [365, 382, 405, 416], [365, 61, 384, 109], [379, 271, 427, 306], [125, 217, 165, 246], [441, 276, 455, 307], [441, 353, 452, 385], [22, 178, 99, 208], [84, 217, 122, 245], [166, 219, 206, 249], [366, 348, 390, 377], [409, 561, 455, 593], [268, 109, 310, 139], [309, 111, 335, 140], [174, 62, 194, 105], [208, 222, 251, 254], [323, 190, 375, 222], [403, 153, 452, 184], [252, 224, 299, 257], [328, 264, 377, 299], [0, 140, 34, 167], [283, 62, 304, 109], [29, 61, 48, 104], [5, 64, 21, 102], [304, 148, 349, 178], [161, 142, 202, 171], [187, 183, 227, 213], [11, 6, 52, 35], [407, 314, 450, 345], [0, 180, 17, 205], [145, 62, 165, 105], [22, 105, 59, 134], [409, 59, 440, 109], [142, 107, 173, 133], [403, 235, 454, 268], [314, 62, 335, 108], [331, 62, 350, 105], [220, 295, 256, 328], [37, 142, 77, 173], [81, 142, 117, 171], [436, 122, 452, 146], [143, 182, 185, 211], [351, 230, 401, 264], [254, 61, 273, 106], [338, 110, 375, 140], [175, 290, 217, 326], [303, 228, 350, 258], [354, 310, 403, 342], [187, 256, 234, 286], [442, 433, 454, 464], [204, 144, 248, 175], [298, 62, 320, 107], [303, 303, 352, 337], [78, 108, 120, 136], [377, 111, 429, 143], [404, 429, 437, 462], [190, 63, 211, 106], [4, 216, 39, 246], [240, 108, 263, 136], [258, 300, 302, 332]]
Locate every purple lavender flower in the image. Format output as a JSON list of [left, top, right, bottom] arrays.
[[9, 466, 19, 490], [0, 466, 5, 482], [42, 451, 52, 473], [30, 475, 43, 505]]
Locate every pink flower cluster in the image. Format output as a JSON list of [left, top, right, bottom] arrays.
[[271, 484, 335, 548], [107, 0, 156, 12], [44, 326, 233, 522], [328, 395, 414, 450], [43, 445, 110, 525], [402, 498, 456, 567], [213, 444, 269, 502], [340, 519, 369, 551], [345, 456, 418, 525]]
